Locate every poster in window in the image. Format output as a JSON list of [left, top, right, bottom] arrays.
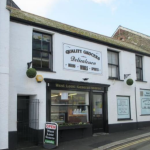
[[64, 44, 102, 74], [140, 90, 150, 115], [117, 96, 130, 119]]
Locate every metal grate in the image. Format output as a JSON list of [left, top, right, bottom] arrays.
[[17, 99, 39, 149]]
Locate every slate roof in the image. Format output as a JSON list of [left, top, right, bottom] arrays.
[[7, 6, 150, 55]]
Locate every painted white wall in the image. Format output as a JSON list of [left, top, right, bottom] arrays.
[[9, 22, 150, 134], [0, 0, 10, 149]]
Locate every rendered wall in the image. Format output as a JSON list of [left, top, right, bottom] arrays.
[[0, 0, 10, 149], [9, 22, 150, 134]]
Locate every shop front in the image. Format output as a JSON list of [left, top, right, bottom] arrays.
[[45, 79, 110, 142]]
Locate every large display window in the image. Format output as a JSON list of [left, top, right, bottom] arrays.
[[51, 90, 89, 124]]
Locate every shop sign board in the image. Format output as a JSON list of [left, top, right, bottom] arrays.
[[64, 44, 102, 74], [117, 96, 130, 119], [140, 89, 150, 115], [43, 122, 58, 149]]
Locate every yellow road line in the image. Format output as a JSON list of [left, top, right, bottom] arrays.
[[111, 137, 150, 150], [110, 136, 150, 150]]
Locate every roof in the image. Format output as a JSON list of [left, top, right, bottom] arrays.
[[112, 26, 150, 40], [6, 6, 150, 56], [112, 26, 150, 52], [7, 0, 20, 10]]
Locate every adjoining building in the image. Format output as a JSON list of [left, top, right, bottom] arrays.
[[112, 25, 150, 53], [1, 0, 150, 149]]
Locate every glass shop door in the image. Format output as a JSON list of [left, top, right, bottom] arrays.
[[92, 93, 104, 133]]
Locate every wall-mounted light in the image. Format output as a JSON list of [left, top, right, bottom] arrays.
[[36, 75, 43, 83]]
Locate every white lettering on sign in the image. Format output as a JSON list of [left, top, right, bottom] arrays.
[[64, 44, 102, 74], [46, 124, 56, 130]]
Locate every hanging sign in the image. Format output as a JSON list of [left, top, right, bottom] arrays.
[[140, 89, 150, 115], [64, 44, 102, 74], [43, 122, 58, 149]]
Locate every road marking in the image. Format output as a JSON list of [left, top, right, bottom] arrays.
[[110, 136, 150, 150], [93, 132, 150, 150]]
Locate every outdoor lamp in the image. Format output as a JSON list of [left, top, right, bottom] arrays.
[[36, 75, 43, 83]]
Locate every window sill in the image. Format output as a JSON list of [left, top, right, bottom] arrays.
[[34, 68, 56, 73], [140, 114, 150, 116], [135, 80, 147, 83], [108, 78, 124, 81], [118, 119, 133, 121]]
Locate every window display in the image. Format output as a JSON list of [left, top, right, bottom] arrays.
[[51, 90, 89, 124]]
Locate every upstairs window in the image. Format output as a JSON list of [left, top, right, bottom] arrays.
[[32, 31, 53, 71], [108, 50, 119, 79], [136, 55, 143, 81]]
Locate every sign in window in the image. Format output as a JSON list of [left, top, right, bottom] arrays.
[[117, 96, 131, 119], [140, 89, 150, 115]]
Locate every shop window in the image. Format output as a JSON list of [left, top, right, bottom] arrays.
[[136, 55, 143, 81], [51, 90, 89, 124], [108, 50, 119, 79], [117, 96, 131, 120], [32, 31, 53, 71]]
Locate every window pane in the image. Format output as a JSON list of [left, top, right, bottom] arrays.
[[42, 35, 50, 51], [51, 106, 89, 124], [93, 95, 103, 116], [33, 32, 42, 50], [32, 51, 41, 68], [108, 51, 112, 64], [111, 66, 118, 77], [68, 106, 88, 123], [111, 52, 118, 65], [136, 68, 142, 80], [108, 65, 112, 77], [51, 90, 89, 105], [136, 56, 142, 68], [108, 65, 118, 78], [51, 106, 67, 123], [42, 52, 49, 68]]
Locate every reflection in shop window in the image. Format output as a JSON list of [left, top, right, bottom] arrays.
[[51, 90, 89, 124]]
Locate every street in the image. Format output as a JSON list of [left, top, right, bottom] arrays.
[[108, 136, 150, 150], [18, 127, 150, 150]]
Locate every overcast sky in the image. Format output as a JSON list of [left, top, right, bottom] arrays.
[[13, 0, 150, 37]]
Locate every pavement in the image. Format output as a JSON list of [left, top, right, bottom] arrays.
[[19, 127, 150, 150]]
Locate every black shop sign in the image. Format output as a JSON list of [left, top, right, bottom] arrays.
[[43, 122, 58, 149]]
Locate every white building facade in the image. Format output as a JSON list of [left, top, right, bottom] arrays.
[[0, 0, 150, 149]]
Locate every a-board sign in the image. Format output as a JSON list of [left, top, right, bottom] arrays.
[[43, 122, 58, 149]]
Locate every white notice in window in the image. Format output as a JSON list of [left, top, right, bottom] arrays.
[[61, 92, 68, 100]]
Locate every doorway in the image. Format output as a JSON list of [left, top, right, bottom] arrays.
[[92, 93, 104, 133], [17, 96, 39, 149]]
